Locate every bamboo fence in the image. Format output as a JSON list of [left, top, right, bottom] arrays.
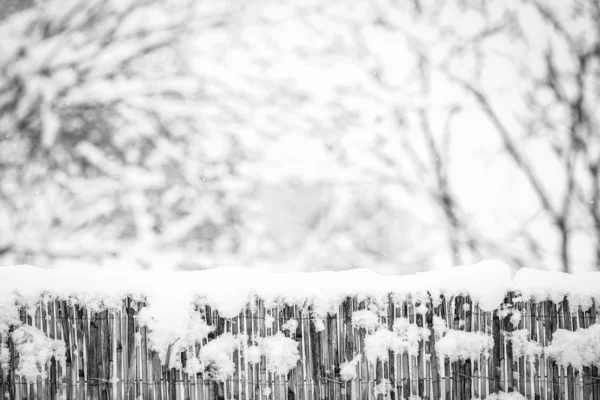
[[1, 293, 599, 400]]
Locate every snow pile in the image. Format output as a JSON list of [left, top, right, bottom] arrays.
[[406, 260, 514, 311], [260, 332, 300, 376], [184, 354, 203, 375], [138, 305, 213, 366], [0, 292, 20, 373], [365, 329, 397, 363], [11, 325, 66, 381], [509, 330, 542, 361], [393, 318, 431, 355], [0, 259, 524, 365], [364, 321, 430, 363], [195, 331, 299, 379], [0, 293, 19, 338], [199, 333, 243, 381], [246, 346, 262, 364], [265, 314, 275, 328], [339, 354, 362, 381], [545, 324, 600, 369], [436, 330, 493, 362], [514, 269, 600, 311], [432, 316, 448, 339], [281, 318, 298, 334], [0, 260, 517, 322], [352, 310, 380, 332], [510, 310, 522, 327], [497, 304, 522, 327], [2, 260, 600, 374], [0, 341, 10, 372], [312, 317, 325, 332], [373, 378, 393, 399], [416, 303, 429, 315], [486, 391, 527, 400]]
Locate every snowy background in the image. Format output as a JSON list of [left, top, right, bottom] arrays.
[[0, 0, 598, 273]]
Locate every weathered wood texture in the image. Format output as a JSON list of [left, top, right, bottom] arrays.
[[1, 295, 599, 400]]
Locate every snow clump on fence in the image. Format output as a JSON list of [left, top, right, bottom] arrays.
[[435, 330, 494, 362], [545, 324, 600, 369]]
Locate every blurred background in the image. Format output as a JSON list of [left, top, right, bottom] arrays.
[[0, 0, 598, 273]]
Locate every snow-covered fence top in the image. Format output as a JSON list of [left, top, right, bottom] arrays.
[[1, 261, 600, 400]]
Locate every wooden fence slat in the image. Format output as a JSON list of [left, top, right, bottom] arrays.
[[126, 300, 136, 400], [301, 309, 310, 400], [504, 298, 515, 394], [518, 299, 527, 398], [115, 309, 123, 400], [492, 308, 501, 394]]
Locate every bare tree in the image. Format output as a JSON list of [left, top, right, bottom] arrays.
[[444, 0, 600, 272], [2, 0, 598, 272], [331, 0, 600, 271], [0, 0, 251, 268]]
